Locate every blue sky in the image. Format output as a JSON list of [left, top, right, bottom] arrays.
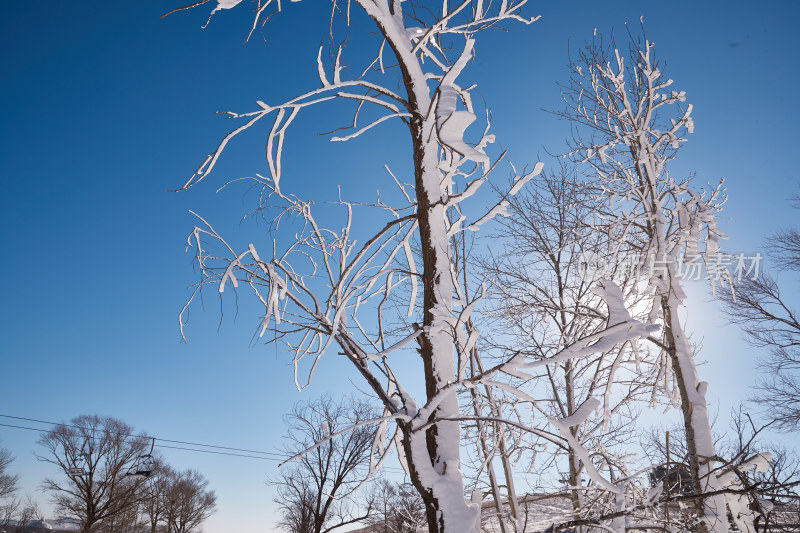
[[1, 1, 798, 532]]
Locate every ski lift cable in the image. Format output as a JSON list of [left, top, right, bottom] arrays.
[[0, 421, 285, 461], [0, 413, 288, 458], [0, 424, 412, 473]]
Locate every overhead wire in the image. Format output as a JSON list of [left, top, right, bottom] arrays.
[[0, 413, 286, 458], [0, 421, 284, 461], [0, 414, 408, 474]]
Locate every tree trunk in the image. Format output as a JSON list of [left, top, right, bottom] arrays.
[[661, 295, 727, 533], [402, 125, 478, 533]]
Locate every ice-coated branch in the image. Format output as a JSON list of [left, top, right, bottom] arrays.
[[547, 397, 621, 494], [279, 413, 411, 467], [506, 280, 657, 373]]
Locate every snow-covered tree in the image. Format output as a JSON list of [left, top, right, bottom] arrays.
[[557, 29, 770, 533], [172, 2, 540, 530], [168, 3, 656, 532]]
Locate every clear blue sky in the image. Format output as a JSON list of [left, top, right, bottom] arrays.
[[1, 1, 798, 532]]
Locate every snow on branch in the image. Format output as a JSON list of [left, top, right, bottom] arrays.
[[279, 413, 411, 467], [463, 161, 544, 232], [507, 280, 657, 373], [546, 397, 622, 494]]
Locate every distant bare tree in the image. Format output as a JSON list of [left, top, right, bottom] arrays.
[[6, 496, 45, 533], [0, 448, 16, 502], [719, 194, 800, 431], [0, 445, 19, 530], [162, 468, 216, 533], [36, 415, 151, 533], [140, 457, 174, 533], [368, 480, 426, 533], [273, 397, 377, 533], [275, 471, 316, 533], [768, 194, 800, 273], [96, 498, 143, 533], [0, 498, 18, 532], [1, 498, 45, 533]]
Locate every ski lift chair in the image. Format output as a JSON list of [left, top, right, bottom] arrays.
[[125, 438, 155, 479]]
